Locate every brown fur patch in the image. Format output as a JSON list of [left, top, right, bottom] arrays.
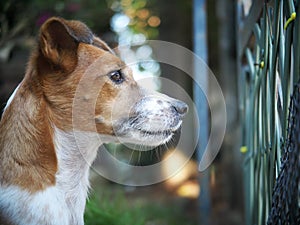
[[0, 73, 57, 192]]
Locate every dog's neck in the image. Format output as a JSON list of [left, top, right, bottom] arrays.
[[53, 128, 101, 224], [54, 128, 100, 191]]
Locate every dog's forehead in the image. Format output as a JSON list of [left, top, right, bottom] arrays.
[[77, 43, 129, 74], [78, 43, 120, 63]]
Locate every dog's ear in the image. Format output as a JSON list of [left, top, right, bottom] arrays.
[[38, 17, 93, 73]]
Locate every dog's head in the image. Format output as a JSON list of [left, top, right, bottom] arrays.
[[36, 17, 188, 147]]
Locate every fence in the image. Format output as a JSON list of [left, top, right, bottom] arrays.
[[237, 0, 300, 224]]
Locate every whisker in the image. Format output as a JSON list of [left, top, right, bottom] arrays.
[[128, 149, 135, 164], [113, 144, 117, 158], [155, 146, 161, 160], [150, 149, 154, 161], [137, 151, 142, 165]]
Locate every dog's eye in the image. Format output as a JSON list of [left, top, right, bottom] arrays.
[[109, 70, 124, 84]]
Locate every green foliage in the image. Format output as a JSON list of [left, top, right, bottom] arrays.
[[84, 189, 197, 225], [85, 192, 146, 225], [112, 0, 160, 39]]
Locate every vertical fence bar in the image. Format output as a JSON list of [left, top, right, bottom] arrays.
[[193, 0, 211, 224], [293, 0, 300, 84]]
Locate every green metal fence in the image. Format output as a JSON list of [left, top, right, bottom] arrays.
[[237, 1, 300, 224]]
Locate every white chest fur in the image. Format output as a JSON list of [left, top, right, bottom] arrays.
[[0, 128, 101, 225], [0, 185, 72, 225]]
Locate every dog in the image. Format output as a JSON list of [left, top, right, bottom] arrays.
[[0, 17, 188, 225]]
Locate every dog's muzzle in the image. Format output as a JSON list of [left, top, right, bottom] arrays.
[[113, 94, 188, 147]]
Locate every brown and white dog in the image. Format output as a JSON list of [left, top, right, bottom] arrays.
[[0, 17, 188, 225]]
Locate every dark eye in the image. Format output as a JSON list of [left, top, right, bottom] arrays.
[[109, 70, 124, 84]]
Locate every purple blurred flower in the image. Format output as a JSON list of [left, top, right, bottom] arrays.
[[36, 12, 52, 27]]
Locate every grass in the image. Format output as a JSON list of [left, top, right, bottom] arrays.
[[84, 187, 197, 225]]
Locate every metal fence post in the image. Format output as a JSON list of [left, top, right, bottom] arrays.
[[193, 0, 211, 224]]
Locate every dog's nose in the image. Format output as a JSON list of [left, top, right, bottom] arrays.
[[172, 100, 188, 115]]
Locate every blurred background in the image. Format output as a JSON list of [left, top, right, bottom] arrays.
[[0, 0, 243, 224]]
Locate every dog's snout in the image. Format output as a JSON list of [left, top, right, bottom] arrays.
[[172, 100, 188, 115]]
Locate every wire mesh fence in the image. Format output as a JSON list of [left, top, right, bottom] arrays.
[[237, 0, 300, 224], [267, 81, 300, 224]]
